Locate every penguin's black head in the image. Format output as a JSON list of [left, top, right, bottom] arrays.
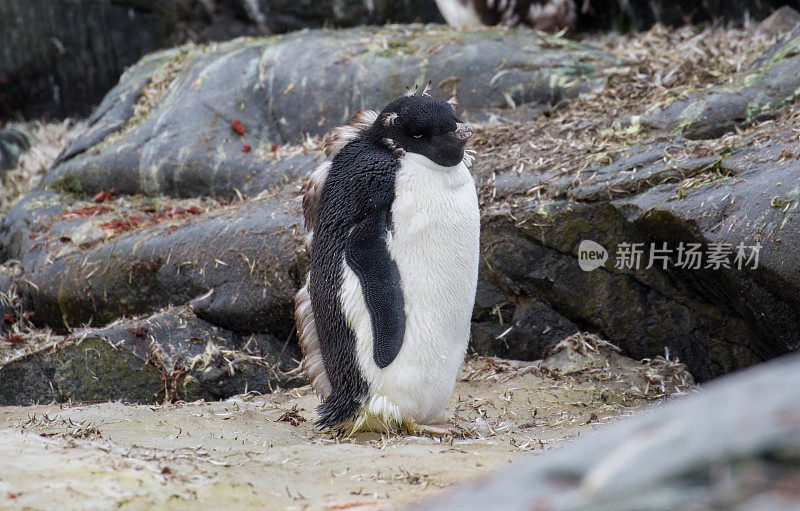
[[375, 93, 473, 167]]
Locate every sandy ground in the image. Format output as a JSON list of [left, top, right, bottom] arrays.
[[0, 336, 692, 510]]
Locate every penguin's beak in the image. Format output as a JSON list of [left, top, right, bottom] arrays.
[[452, 122, 474, 140]]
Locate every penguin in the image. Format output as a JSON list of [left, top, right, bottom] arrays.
[[0, 128, 31, 171], [434, 0, 576, 32], [295, 85, 480, 433]]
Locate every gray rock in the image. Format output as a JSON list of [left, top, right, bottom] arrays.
[[471, 297, 580, 360], [0, 306, 301, 405], [567, 139, 718, 202], [471, 27, 800, 381], [6, 191, 305, 338], [614, 142, 800, 363], [40, 26, 616, 200], [479, 123, 800, 381], [757, 5, 800, 37], [479, 202, 746, 381], [412, 351, 800, 511]]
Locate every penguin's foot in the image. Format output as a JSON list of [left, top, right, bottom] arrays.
[[409, 421, 461, 439], [343, 399, 410, 436], [335, 398, 461, 439], [337, 412, 461, 439], [348, 412, 410, 436]]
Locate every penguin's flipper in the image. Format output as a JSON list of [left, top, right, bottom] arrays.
[[344, 207, 405, 369]]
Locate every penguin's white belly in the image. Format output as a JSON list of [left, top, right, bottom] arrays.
[[340, 153, 480, 423]]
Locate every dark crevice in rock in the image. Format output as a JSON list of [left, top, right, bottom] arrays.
[[479, 200, 776, 381]]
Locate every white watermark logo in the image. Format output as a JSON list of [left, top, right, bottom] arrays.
[[578, 240, 762, 272], [578, 239, 609, 272]]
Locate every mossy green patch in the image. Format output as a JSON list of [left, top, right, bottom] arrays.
[[763, 34, 800, 68]]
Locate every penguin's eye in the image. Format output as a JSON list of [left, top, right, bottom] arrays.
[[412, 134, 424, 139]]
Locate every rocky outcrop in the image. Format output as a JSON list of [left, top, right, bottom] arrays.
[[413, 351, 800, 511], [39, 26, 614, 199], [0, 188, 306, 404], [0, 306, 300, 405], [470, 23, 800, 381], [6, 191, 303, 335], [0, 26, 616, 405], [1, 22, 799, 403]]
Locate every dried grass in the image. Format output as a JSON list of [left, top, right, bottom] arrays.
[[0, 120, 85, 214], [18, 413, 102, 439], [129, 45, 201, 130], [96, 45, 205, 150], [473, 24, 786, 206], [545, 333, 695, 399], [546, 331, 622, 356], [462, 332, 694, 401], [638, 351, 696, 398], [0, 264, 60, 365]]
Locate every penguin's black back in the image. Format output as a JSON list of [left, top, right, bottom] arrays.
[[309, 129, 400, 427]]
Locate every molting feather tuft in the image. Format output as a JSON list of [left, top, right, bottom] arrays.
[[297, 109, 380, 401], [322, 109, 378, 158], [295, 275, 332, 399]]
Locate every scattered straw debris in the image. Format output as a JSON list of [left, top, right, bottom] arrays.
[[146, 340, 187, 404], [184, 339, 298, 395], [96, 43, 208, 148], [472, 23, 789, 207], [0, 120, 85, 214], [276, 404, 307, 426], [18, 413, 102, 440], [462, 332, 694, 401], [538, 332, 695, 399], [639, 352, 696, 398], [0, 264, 61, 364], [546, 331, 622, 357], [131, 45, 200, 128]]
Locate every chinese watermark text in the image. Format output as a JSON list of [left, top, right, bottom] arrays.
[[578, 240, 761, 272]]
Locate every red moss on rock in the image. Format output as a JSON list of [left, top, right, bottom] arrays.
[[3, 333, 23, 343], [62, 205, 113, 218], [100, 215, 146, 236], [93, 189, 115, 203], [230, 119, 245, 135], [98, 204, 206, 237]]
